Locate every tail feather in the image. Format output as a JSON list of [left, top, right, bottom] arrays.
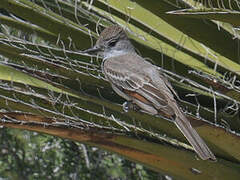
[[174, 111, 216, 160]]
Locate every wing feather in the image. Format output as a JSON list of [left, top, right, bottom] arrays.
[[103, 56, 170, 111]]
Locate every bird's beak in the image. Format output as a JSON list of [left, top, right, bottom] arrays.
[[82, 45, 102, 54]]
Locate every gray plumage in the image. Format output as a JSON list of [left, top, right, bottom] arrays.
[[84, 25, 216, 161]]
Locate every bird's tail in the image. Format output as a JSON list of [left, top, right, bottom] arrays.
[[174, 107, 216, 161]]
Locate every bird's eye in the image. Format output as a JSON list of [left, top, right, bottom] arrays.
[[108, 40, 117, 47]]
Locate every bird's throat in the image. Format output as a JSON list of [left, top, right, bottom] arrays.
[[103, 50, 130, 59]]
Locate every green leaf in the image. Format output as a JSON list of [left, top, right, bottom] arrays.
[[167, 8, 240, 27]]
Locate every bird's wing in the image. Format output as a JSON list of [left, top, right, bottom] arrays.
[[103, 56, 172, 111]]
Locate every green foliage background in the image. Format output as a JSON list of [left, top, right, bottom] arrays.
[[0, 128, 162, 180], [0, 0, 240, 179]]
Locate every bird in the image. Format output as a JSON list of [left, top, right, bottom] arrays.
[[83, 25, 216, 161]]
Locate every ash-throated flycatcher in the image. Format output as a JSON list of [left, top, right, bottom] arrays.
[[83, 25, 216, 161]]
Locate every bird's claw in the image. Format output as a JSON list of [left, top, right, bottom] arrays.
[[123, 101, 129, 112], [122, 101, 140, 113]]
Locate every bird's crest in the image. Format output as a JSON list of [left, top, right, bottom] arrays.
[[97, 25, 127, 45]]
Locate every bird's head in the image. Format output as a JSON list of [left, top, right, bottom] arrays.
[[83, 25, 135, 59]]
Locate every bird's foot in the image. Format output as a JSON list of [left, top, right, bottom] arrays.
[[122, 101, 140, 113]]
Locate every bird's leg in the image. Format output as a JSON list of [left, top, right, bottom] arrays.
[[122, 101, 141, 112]]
